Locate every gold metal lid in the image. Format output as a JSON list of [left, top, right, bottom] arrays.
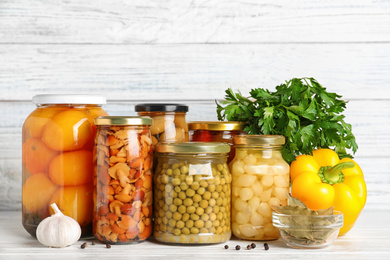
[[156, 142, 231, 154], [188, 121, 247, 131], [234, 135, 285, 146], [94, 116, 152, 126]]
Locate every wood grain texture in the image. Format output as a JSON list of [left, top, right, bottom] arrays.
[[0, 99, 390, 158], [1, 44, 390, 100], [1, 210, 390, 259], [1, 100, 389, 157], [1, 0, 390, 44], [0, 99, 388, 210], [0, 159, 20, 211], [1, 0, 389, 212], [2, 156, 387, 211]]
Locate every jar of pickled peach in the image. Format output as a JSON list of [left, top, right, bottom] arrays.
[[188, 121, 246, 163], [135, 103, 189, 146], [22, 94, 107, 238], [153, 142, 232, 245], [230, 135, 290, 241], [93, 116, 153, 244]]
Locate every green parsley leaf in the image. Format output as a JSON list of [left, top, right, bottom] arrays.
[[216, 78, 358, 163]]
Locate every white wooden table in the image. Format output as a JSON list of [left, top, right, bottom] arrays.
[[0, 210, 388, 260]]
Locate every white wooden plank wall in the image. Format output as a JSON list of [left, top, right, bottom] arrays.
[[0, 0, 389, 211]]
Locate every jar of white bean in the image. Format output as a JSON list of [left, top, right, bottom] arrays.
[[230, 135, 289, 241]]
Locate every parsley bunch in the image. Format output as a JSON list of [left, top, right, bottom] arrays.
[[216, 78, 358, 164]]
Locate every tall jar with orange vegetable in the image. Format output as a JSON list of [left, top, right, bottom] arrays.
[[22, 94, 108, 238]]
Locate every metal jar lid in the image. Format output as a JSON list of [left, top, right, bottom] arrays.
[[234, 135, 285, 146], [32, 94, 106, 105], [155, 142, 231, 154], [188, 121, 247, 131], [135, 103, 188, 113], [94, 116, 152, 126]]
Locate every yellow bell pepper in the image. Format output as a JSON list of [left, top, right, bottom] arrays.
[[290, 148, 366, 236]]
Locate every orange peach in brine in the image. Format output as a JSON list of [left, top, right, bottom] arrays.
[[83, 108, 109, 150], [49, 184, 93, 226], [22, 138, 58, 175], [42, 110, 93, 151], [23, 107, 66, 139], [49, 150, 93, 186], [22, 173, 58, 213]]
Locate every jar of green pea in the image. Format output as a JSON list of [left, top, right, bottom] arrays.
[[153, 142, 232, 245]]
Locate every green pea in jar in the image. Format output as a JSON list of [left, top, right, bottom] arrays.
[[153, 142, 232, 245]]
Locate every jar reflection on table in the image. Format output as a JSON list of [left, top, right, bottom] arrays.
[[230, 135, 290, 241], [93, 116, 153, 244], [22, 94, 107, 238], [153, 142, 232, 245]]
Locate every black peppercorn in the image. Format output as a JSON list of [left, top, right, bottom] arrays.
[[91, 241, 95, 246], [106, 244, 111, 249], [224, 245, 229, 249], [246, 245, 251, 250], [235, 245, 241, 250], [264, 243, 269, 251], [80, 242, 87, 249], [251, 243, 256, 249]]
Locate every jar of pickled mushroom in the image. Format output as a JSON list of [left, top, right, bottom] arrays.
[[188, 121, 246, 163], [22, 94, 108, 238], [135, 103, 189, 146], [93, 116, 153, 244], [153, 142, 231, 245], [230, 135, 290, 241]]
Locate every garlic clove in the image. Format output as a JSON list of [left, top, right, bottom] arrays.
[[36, 203, 81, 248]]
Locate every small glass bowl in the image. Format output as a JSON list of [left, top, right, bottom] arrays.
[[272, 211, 343, 249]]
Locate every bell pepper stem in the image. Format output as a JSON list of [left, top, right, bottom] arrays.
[[320, 161, 355, 184]]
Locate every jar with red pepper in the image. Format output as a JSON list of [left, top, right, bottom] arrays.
[[188, 121, 246, 163]]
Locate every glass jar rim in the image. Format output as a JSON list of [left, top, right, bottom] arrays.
[[188, 121, 247, 131], [234, 135, 285, 146], [94, 116, 152, 126], [33, 94, 106, 105], [156, 142, 230, 154]]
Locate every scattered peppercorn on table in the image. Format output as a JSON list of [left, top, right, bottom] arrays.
[[0, 210, 389, 259]]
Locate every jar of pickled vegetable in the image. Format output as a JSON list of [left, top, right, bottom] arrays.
[[230, 135, 290, 241], [135, 103, 189, 146], [188, 121, 246, 163], [154, 142, 231, 245], [93, 116, 153, 244], [22, 94, 108, 238]]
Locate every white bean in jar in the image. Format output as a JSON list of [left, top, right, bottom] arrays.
[[230, 135, 289, 240]]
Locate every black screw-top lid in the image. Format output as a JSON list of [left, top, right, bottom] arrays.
[[135, 103, 189, 112]]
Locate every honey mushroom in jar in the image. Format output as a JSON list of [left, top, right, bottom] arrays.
[[135, 103, 189, 146], [230, 135, 290, 240], [93, 116, 153, 244], [22, 94, 107, 238], [153, 142, 232, 245]]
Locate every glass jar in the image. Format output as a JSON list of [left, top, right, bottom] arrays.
[[22, 94, 107, 238], [93, 116, 153, 244], [135, 103, 189, 146], [188, 121, 246, 163], [230, 135, 290, 241], [153, 142, 231, 245]]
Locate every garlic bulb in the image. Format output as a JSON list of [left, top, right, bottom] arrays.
[[36, 203, 81, 248]]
